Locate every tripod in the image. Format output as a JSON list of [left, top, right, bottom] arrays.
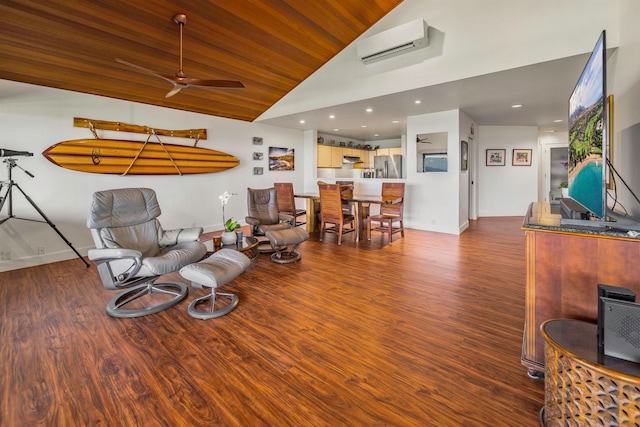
[[0, 158, 90, 267]]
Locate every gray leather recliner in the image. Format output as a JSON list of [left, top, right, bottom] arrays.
[[245, 187, 291, 253], [87, 187, 207, 318]]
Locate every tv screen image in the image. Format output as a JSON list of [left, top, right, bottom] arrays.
[[568, 31, 606, 219]]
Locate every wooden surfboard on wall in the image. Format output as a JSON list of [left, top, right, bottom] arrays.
[[42, 139, 240, 175]]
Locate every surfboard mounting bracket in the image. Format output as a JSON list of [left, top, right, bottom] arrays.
[[74, 117, 207, 143]]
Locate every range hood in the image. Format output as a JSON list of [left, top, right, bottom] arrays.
[[343, 155, 363, 164]]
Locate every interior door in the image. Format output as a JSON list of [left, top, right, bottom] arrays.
[[541, 143, 568, 202]]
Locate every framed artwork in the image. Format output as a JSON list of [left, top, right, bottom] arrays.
[[268, 146, 295, 171], [252, 136, 263, 145], [253, 167, 263, 175], [486, 149, 505, 166], [252, 152, 263, 161], [512, 149, 532, 166], [460, 140, 468, 171]]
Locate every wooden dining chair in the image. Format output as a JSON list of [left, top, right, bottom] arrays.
[[274, 182, 306, 227], [336, 180, 354, 215], [318, 183, 355, 245], [367, 182, 405, 243]]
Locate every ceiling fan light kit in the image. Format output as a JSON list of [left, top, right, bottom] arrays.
[[116, 13, 244, 98]]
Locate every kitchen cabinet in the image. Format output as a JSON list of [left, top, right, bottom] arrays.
[[360, 150, 372, 168], [376, 147, 403, 156], [317, 145, 343, 168], [317, 145, 375, 168], [317, 144, 332, 167], [331, 147, 343, 166]]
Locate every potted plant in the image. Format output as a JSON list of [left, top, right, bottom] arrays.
[[224, 218, 240, 232], [222, 218, 241, 245], [219, 191, 240, 245], [559, 181, 569, 198]]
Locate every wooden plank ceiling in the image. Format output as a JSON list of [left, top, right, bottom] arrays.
[[0, 0, 402, 122]]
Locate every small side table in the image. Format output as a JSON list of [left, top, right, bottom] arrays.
[[204, 236, 259, 260], [540, 319, 640, 426]]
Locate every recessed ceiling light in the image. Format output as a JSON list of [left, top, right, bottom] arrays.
[[553, 119, 563, 123], [366, 108, 373, 113], [329, 115, 335, 119], [333, 129, 339, 131], [511, 104, 523, 108], [299, 120, 305, 124], [392, 120, 399, 124], [414, 100, 422, 104], [374, 134, 379, 137], [361, 125, 367, 128]]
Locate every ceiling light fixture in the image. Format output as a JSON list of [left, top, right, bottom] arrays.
[[333, 128, 339, 131], [554, 119, 563, 123], [511, 104, 523, 108], [366, 108, 373, 113], [414, 100, 422, 104], [374, 134, 379, 137], [329, 115, 335, 119], [392, 120, 399, 123], [361, 125, 367, 128], [299, 120, 305, 124]]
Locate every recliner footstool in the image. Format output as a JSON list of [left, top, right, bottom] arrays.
[[179, 249, 250, 319], [265, 227, 310, 264]]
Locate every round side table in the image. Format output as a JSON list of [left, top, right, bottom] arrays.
[[540, 319, 640, 426]]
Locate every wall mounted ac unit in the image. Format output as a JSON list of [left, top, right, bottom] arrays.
[[356, 19, 428, 64]]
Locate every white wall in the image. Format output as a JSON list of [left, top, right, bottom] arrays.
[[477, 126, 539, 216], [610, 0, 640, 218], [0, 82, 305, 271], [406, 109, 462, 234]]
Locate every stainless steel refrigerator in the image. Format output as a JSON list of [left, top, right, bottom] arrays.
[[374, 155, 402, 179]]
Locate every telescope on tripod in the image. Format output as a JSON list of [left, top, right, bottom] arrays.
[[0, 149, 89, 267]]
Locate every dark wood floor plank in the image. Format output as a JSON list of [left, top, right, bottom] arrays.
[[0, 217, 543, 426]]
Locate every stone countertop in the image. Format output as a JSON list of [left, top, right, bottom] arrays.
[[522, 202, 640, 240]]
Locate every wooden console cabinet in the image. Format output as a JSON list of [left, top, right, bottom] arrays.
[[521, 203, 640, 376]]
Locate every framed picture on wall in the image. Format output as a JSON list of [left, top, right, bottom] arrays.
[[252, 152, 264, 161], [253, 167, 263, 175], [268, 146, 295, 171], [486, 149, 505, 166], [512, 149, 532, 166], [253, 136, 263, 145]]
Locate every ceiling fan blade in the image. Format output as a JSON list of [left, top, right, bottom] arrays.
[[116, 58, 160, 76], [165, 83, 187, 98], [116, 58, 176, 85], [162, 74, 245, 88]]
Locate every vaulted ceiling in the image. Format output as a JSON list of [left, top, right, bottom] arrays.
[[0, 1, 402, 122]]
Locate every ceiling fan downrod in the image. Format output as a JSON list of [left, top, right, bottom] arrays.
[[173, 14, 187, 78]]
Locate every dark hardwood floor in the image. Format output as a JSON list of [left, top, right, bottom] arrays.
[[0, 217, 544, 426]]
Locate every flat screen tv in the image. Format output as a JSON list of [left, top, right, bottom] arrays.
[[567, 31, 607, 220]]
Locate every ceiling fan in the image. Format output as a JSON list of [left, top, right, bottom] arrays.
[[416, 135, 431, 143], [116, 13, 244, 98]]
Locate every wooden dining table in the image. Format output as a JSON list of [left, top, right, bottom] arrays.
[[294, 192, 402, 240]]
